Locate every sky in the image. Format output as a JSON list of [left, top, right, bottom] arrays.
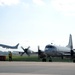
[[0, 0, 75, 52]]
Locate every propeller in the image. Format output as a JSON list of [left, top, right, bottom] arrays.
[[19, 52, 25, 56], [70, 45, 75, 58], [20, 46, 30, 56], [70, 50, 74, 59], [38, 46, 46, 59]]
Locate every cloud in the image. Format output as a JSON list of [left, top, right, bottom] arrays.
[[32, 0, 45, 6], [0, 0, 20, 6], [51, 0, 75, 16]]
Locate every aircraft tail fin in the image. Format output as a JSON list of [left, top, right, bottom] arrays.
[[66, 34, 73, 49], [16, 43, 19, 48]]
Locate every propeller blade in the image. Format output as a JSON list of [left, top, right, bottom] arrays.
[[19, 52, 25, 56], [21, 46, 30, 56], [70, 49, 74, 58], [38, 46, 42, 55], [21, 52, 25, 56], [21, 46, 25, 51], [27, 46, 30, 49], [38, 46, 47, 58]]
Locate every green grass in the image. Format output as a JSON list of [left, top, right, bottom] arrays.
[[6, 55, 41, 62], [52, 57, 72, 62], [6, 55, 73, 62]]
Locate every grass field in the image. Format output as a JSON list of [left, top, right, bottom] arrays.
[[6, 54, 73, 62], [6, 55, 40, 62]]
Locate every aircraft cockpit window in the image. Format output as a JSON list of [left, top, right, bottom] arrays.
[[45, 45, 55, 48]]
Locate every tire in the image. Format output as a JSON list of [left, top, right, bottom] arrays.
[[49, 59, 52, 62], [61, 56, 63, 59], [42, 58, 46, 62], [73, 59, 75, 63]]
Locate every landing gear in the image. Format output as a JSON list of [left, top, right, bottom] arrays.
[[49, 59, 52, 62], [72, 55, 75, 63], [73, 59, 75, 63], [42, 58, 46, 62], [48, 56, 52, 62], [61, 55, 63, 59]]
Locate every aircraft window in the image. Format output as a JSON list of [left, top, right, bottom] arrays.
[[45, 48, 48, 50]]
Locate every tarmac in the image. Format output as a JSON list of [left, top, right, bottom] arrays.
[[0, 62, 75, 75]]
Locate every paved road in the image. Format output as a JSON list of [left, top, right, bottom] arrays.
[[0, 62, 75, 75]]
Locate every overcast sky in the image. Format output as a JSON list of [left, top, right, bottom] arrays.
[[0, 0, 75, 52]]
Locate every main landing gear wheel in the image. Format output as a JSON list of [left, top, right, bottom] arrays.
[[61, 55, 63, 59], [48, 56, 52, 62], [42, 58, 46, 62], [49, 59, 52, 62], [73, 57, 75, 63]]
